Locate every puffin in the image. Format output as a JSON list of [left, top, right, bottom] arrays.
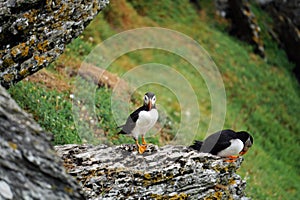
[[190, 129, 253, 161], [118, 92, 159, 154]]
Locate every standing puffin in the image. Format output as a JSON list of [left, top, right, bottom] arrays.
[[118, 92, 158, 154], [190, 129, 253, 161]]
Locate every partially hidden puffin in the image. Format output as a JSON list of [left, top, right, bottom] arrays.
[[190, 129, 253, 161], [118, 92, 158, 154]]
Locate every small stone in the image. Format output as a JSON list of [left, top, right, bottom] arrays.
[[0, 181, 13, 199]]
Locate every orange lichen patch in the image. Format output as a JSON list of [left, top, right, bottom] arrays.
[[3, 73, 14, 82], [54, 3, 70, 20], [45, 0, 52, 11], [29, 37, 36, 45], [23, 9, 38, 23], [11, 45, 22, 57], [229, 178, 236, 185], [37, 40, 49, 52], [204, 191, 224, 200], [151, 193, 189, 200], [34, 55, 46, 66], [26, 68, 72, 92], [64, 187, 73, 194], [8, 142, 18, 150], [22, 46, 30, 57], [92, 1, 101, 14], [2, 57, 15, 68], [19, 68, 30, 77], [215, 184, 228, 190], [34, 55, 52, 66], [11, 43, 30, 58]]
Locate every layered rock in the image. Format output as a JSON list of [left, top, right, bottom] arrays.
[[0, 85, 85, 199], [215, 0, 265, 57], [0, 0, 109, 89], [264, 0, 300, 82], [55, 144, 250, 200], [215, 0, 300, 81]]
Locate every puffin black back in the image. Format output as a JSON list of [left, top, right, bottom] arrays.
[[118, 105, 146, 135], [190, 129, 254, 159]]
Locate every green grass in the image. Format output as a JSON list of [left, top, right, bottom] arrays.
[[8, 81, 81, 144], [8, 0, 300, 199]]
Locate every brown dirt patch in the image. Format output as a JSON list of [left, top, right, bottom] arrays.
[[26, 68, 72, 92]]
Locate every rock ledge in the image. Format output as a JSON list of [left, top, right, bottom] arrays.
[[55, 144, 250, 200]]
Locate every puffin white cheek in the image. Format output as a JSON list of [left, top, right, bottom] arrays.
[[152, 99, 156, 105], [144, 97, 149, 104]]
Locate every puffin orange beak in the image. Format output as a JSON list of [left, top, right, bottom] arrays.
[[148, 101, 152, 110], [239, 149, 248, 155]]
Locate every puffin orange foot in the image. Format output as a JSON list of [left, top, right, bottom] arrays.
[[138, 145, 147, 154], [142, 137, 147, 145], [224, 155, 239, 162]]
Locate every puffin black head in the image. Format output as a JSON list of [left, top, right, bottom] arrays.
[[236, 131, 253, 155], [143, 92, 156, 111]]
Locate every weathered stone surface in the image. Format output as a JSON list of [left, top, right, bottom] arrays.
[[215, 0, 265, 57], [55, 144, 250, 200], [0, 85, 85, 199], [0, 0, 109, 89]]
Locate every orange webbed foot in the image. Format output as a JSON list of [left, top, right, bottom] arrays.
[[224, 155, 239, 162], [135, 138, 148, 154], [138, 145, 147, 154], [142, 136, 147, 145]]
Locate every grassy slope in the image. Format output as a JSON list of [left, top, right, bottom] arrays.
[[8, 0, 300, 199]]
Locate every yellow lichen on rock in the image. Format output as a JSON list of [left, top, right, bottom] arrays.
[[10, 43, 30, 58], [37, 40, 49, 53], [151, 193, 189, 200], [23, 9, 38, 23], [19, 68, 29, 77], [34, 55, 46, 66], [8, 142, 18, 150], [3, 74, 14, 82], [0, 0, 109, 88]]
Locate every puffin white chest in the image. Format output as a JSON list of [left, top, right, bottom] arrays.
[[132, 109, 158, 137], [217, 139, 244, 157]]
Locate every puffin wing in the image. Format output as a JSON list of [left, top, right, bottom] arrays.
[[190, 140, 203, 151], [200, 129, 236, 155], [118, 106, 144, 135]]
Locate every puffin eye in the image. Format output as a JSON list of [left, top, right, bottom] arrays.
[[152, 96, 156, 102], [144, 95, 149, 102]]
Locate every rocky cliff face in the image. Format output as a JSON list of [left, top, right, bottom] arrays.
[[0, 85, 85, 199], [216, 0, 300, 82], [264, 0, 300, 82], [0, 0, 109, 89], [0, 1, 110, 199], [55, 144, 250, 200], [215, 0, 265, 57]]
